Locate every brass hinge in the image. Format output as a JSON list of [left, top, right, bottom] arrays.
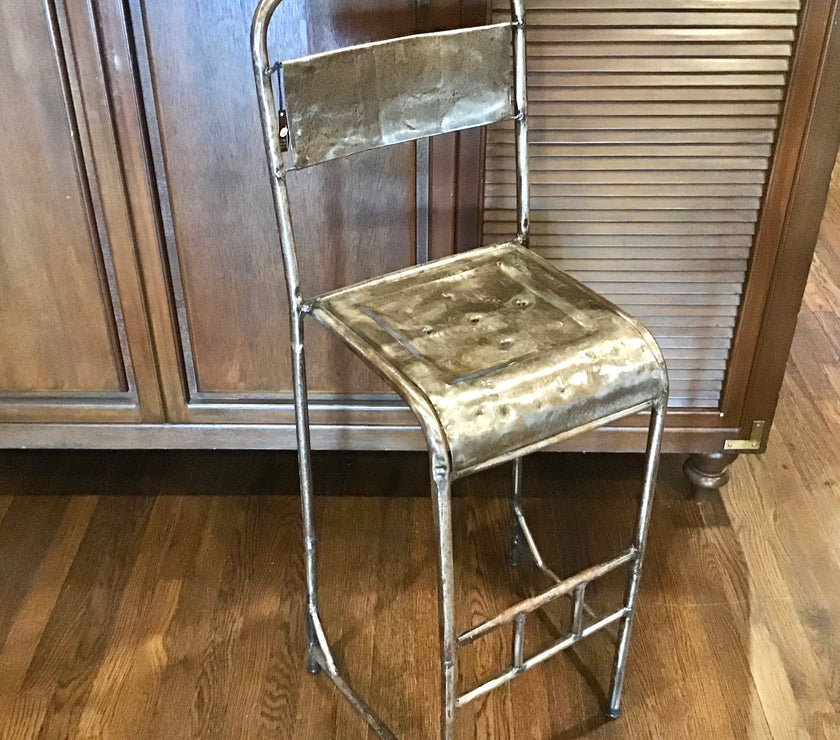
[[724, 420, 767, 451]]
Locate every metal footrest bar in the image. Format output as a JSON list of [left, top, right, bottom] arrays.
[[571, 584, 586, 637], [457, 547, 636, 647], [457, 607, 628, 707]]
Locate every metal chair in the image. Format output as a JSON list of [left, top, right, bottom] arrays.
[[251, 2, 668, 737]]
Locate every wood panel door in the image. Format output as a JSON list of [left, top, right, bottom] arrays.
[[0, 0, 161, 424], [120, 0, 468, 429]]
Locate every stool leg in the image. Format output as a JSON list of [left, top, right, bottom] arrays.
[[430, 450, 457, 740], [291, 312, 321, 675], [509, 457, 524, 566], [607, 395, 667, 718]]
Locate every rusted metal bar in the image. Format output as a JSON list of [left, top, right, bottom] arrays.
[[457, 548, 636, 647], [512, 0, 529, 245], [310, 646, 398, 740], [508, 457, 524, 566], [607, 396, 668, 719], [515, 502, 562, 583], [430, 450, 457, 740]]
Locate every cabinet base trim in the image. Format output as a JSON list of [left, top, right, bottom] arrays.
[[0, 423, 735, 454]]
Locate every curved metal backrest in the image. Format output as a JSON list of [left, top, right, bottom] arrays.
[[282, 24, 515, 169], [251, 0, 529, 310]]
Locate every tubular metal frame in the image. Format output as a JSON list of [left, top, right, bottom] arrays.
[[251, 2, 668, 737]]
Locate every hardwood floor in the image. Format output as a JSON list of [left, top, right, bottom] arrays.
[[1, 156, 838, 738]]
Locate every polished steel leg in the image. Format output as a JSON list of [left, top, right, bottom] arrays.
[[509, 456, 524, 566], [607, 395, 667, 718], [430, 448, 457, 740], [290, 310, 321, 675]]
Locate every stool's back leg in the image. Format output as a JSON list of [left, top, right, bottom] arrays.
[[430, 449, 457, 740], [509, 457, 524, 567], [291, 311, 321, 674], [607, 395, 667, 718]]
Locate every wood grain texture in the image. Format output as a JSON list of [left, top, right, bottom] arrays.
[[724, 0, 840, 428], [0, 0, 164, 423], [0, 1, 123, 393], [0, 153, 836, 738]]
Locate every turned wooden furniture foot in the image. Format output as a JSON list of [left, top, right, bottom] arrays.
[[682, 452, 738, 497]]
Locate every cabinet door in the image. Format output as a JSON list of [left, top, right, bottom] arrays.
[[123, 0, 468, 428], [0, 0, 161, 424]]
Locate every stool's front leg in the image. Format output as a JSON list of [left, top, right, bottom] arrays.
[[607, 394, 667, 718], [509, 456, 524, 567], [430, 448, 457, 740]]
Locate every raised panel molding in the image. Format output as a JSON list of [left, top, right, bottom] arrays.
[[129, 0, 429, 415], [0, 0, 160, 422]]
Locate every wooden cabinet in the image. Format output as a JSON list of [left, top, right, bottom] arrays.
[[1, 0, 839, 483]]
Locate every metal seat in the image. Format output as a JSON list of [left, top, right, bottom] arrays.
[[314, 242, 665, 476], [251, 2, 668, 738]]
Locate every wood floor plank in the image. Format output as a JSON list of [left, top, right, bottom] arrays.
[[142, 497, 254, 740], [0, 496, 14, 528], [0, 693, 51, 740], [0, 496, 97, 717], [217, 496, 303, 740], [0, 496, 69, 651], [728, 449, 840, 738], [74, 495, 184, 739], [749, 620, 812, 740], [25, 495, 156, 739]]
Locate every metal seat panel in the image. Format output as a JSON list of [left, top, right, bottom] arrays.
[[312, 243, 667, 473]]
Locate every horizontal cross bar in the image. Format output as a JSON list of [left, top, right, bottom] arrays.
[[457, 548, 636, 647], [457, 606, 627, 707]]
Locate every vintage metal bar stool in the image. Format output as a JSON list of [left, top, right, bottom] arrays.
[[251, 2, 668, 737]]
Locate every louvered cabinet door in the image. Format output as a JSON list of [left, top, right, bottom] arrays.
[[483, 1, 800, 419]]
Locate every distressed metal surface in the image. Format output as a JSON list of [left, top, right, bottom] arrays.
[[281, 24, 514, 168], [313, 242, 667, 474]]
